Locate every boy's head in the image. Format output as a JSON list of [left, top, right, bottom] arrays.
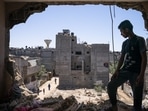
[[118, 20, 133, 31], [118, 20, 133, 38]]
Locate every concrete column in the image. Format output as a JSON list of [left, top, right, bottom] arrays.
[[82, 60, 84, 74], [0, 0, 6, 97]]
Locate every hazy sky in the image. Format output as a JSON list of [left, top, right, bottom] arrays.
[[10, 4, 147, 51]]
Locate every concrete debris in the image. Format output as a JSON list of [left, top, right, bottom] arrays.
[[10, 96, 148, 111], [1, 58, 148, 111], [143, 95, 148, 109], [7, 89, 148, 111]]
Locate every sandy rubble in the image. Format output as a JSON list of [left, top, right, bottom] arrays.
[[38, 77, 132, 104], [9, 76, 148, 111], [34, 77, 136, 111]]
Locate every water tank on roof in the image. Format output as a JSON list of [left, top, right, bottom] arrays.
[[44, 39, 51, 48]]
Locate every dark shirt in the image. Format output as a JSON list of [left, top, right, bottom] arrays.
[[121, 35, 147, 73]]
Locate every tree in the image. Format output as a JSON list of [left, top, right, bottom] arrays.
[[37, 65, 46, 79]]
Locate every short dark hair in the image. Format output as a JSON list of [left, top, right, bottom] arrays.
[[118, 20, 133, 31]]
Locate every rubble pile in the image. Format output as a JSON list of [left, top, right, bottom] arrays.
[[1, 58, 148, 111], [3, 95, 128, 111], [10, 95, 148, 111]]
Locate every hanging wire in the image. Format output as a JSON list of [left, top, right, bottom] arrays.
[[109, 5, 116, 69], [113, 5, 116, 18]]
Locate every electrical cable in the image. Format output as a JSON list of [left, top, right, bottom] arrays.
[[109, 5, 116, 69]]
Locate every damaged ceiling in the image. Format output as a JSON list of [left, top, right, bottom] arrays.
[[4, 0, 148, 30]]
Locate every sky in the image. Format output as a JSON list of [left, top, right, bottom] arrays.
[[10, 4, 148, 51]]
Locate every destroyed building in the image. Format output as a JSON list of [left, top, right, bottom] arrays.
[[56, 29, 109, 88], [15, 56, 41, 83], [9, 55, 43, 92]]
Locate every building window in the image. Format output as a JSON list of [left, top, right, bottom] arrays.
[[76, 65, 82, 70], [86, 51, 90, 54], [104, 62, 109, 68], [75, 51, 82, 55]]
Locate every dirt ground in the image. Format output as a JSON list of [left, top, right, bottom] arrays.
[[36, 77, 134, 111]]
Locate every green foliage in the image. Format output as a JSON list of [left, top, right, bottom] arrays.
[[109, 62, 118, 74], [37, 65, 47, 78], [94, 85, 102, 92]]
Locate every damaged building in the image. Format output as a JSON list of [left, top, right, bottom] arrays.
[[10, 29, 109, 88], [56, 29, 109, 88]]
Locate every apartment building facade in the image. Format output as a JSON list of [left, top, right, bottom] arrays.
[[55, 29, 109, 88]]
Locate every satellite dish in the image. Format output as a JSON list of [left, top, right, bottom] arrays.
[[44, 39, 51, 48]]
